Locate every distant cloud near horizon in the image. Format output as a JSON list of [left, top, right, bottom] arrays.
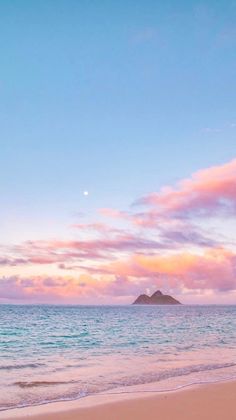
[[1, 246, 236, 304]]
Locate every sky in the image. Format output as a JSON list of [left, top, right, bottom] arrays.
[[1, 0, 236, 304]]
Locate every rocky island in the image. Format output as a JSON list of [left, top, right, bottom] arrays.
[[132, 290, 181, 305]]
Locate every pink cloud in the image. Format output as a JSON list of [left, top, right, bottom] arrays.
[[1, 247, 236, 304], [90, 247, 236, 292], [71, 222, 125, 236], [4, 234, 170, 269], [135, 158, 236, 220], [0, 274, 151, 304], [1, 160, 234, 275], [99, 208, 128, 219], [1, 158, 236, 303]]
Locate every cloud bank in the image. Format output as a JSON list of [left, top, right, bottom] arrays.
[[1, 158, 236, 303]]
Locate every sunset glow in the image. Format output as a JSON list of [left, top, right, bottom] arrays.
[[1, 159, 236, 304]]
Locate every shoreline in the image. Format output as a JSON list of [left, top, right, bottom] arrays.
[[1, 378, 236, 420]]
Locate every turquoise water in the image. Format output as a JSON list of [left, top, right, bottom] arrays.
[[0, 304, 236, 411]]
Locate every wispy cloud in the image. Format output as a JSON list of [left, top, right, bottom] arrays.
[[135, 158, 236, 220], [0, 257, 27, 266], [201, 127, 221, 133]]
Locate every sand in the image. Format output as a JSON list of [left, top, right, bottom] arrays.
[[1, 380, 236, 420]]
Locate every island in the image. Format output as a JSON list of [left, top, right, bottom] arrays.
[[132, 290, 181, 305]]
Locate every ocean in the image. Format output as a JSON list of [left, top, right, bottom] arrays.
[[0, 304, 236, 412]]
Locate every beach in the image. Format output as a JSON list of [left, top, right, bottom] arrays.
[[1, 380, 236, 420], [1, 305, 236, 413]]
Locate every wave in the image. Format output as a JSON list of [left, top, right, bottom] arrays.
[[13, 362, 235, 391], [101, 374, 236, 396], [14, 380, 73, 389], [1, 361, 236, 412], [0, 363, 44, 371], [113, 362, 236, 388], [2, 372, 236, 413]]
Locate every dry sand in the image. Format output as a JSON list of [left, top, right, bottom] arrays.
[[1, 380, 236, 420]]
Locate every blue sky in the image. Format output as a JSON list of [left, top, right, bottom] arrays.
[[1, 2, 236, 235], [0, 1, 236, 304]]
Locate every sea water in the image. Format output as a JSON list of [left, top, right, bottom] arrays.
[[0, 304, 236, 411]]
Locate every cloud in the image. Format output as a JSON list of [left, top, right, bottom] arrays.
[[2, 159, 236, 275], [99, 208, 128, 219], [0, 219, 218, 272], [0, 275, 87, 302], [92, 247, 236, 292], [1, 247, 236, 303], [71, 222, 125, 236], [201, 127, 221, 133], [1, 158, 236, 303], [0, 274, 151, 304], [0, 257, 27, 266], [3, 234, 169, 269], [135, 158, 236, 220], [5, 222, 216, 271], [158, 221, 217, 248]]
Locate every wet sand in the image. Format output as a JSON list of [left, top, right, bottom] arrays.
[[1, 380, 236, 420]]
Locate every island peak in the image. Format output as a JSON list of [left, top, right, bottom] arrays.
[[151, 290, 163, 298], [132, 290, 181, 305]]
